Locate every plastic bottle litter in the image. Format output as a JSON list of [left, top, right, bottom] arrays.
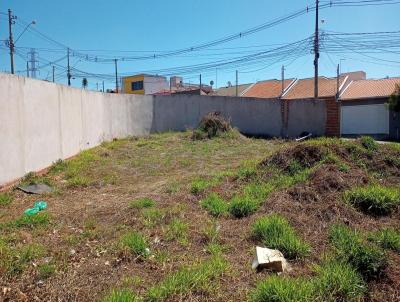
[[24, 200, 48, 216]]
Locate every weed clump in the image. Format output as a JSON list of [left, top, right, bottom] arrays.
[[250, 275, 313, 302], [312, 260, 366, 301], [165, 218, 188, 244], [329, 224, 387, 280], [192, 112, 232, 140], [200, 193, 228, 217], [252, 214, 309, 259], [146, 255, 227, 302], [369, 228, 400, 253], [129, 197, 155, 209], [0, 193, 13, 206], [344, 185, 400, 216], [229, 195, 259, 218], [103, 288, 139, 302], [120, 232, 149, 258], [360, 136, 378, 152]]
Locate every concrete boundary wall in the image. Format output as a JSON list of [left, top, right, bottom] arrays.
[[0, 73, 327, 186]]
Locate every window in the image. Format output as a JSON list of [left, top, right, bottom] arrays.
[[131, 81, 144, 91]]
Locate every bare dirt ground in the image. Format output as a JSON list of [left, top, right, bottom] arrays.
[[0, 132, 399, 302]]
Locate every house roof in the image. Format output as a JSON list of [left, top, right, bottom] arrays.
[[214, 84, 253, 97], [243, 79, 295, 99], [282, 76, 346, 100], [340, 77, 400, 100]]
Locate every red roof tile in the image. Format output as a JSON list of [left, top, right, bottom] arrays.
[[282, 76, 346, 100], [340, 78, 400, 100], [244, 79, 294, 99]]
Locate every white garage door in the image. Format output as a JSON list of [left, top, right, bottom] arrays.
[[341, 104, 389, 135]]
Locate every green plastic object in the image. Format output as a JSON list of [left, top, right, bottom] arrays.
[[24, 200, 47, 216]]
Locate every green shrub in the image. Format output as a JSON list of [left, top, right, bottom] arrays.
[[369, 228, 400, 253], [103, 288, 139, 302], [344, 185, 400, 216], [0, 193, 13, 206], [329, 224, 387, 279], [229, 195, 259, 218], [313, 260, 366, 301], [120, 232, 149, 258], [200, 193, 228, 217], [146, 255, 227, 302], [250, 275, 313, 302], [129, 197, 155, 209], [360, 136, 378, 152], [252, 214, 309, 259]]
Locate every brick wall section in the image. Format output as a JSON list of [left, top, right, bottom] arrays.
[[325, 98, 341, 137]]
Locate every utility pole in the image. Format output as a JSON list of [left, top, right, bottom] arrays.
[[313, 0, 320, 99], [52, 66, 55, 82], [215, 68, 218, 90], [96, 82, 99, 91], [8, 9, 16, 74], [102, 81, 105, 92], [199, 74, 202, 91], [26, 62, 29, 77], [336, 64, 340, 100], [114, 59, 119, 93], [235, 70, 238, 97], [67, 48, 71, 86], [281, 65, 285, 95]]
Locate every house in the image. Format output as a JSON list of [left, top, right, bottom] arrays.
[[122, 74, 169, 95], [243, 79, 296, 99], [213, 83, 253, 97], [281, 71, 366, 100], [339, 77, 400, 140]]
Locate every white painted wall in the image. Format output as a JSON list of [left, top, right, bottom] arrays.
[[0, 73, 154, 185], [341, 104, 389, 135], [0, 73, 329, 186]]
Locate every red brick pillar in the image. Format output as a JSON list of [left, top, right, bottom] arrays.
[[325, 98, 341, 137]]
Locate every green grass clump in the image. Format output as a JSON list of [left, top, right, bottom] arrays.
[[190, 178, 214, 195], [129, 197, 155, 209], [200, 193, 228, 217], [37, 263, 56, 279], [142, 209, 164, 227], [0, 240, 45, 276], [329, 224, 387, 279], [0, 193, 13, 206], [1, 212, 50, 231], [360, 136, 378, 152], [369, 228, 400, 253], [146, 255, 227, 302], [120, 232, 149, 258], [252, 214, 310, 259], [103, 288, 139, 302], [250, 275, 313, 302], [344, 185, 400, 216], [165, 218, 188, 244], [229, 195, 259, 218], [313, 260, 366, 301]]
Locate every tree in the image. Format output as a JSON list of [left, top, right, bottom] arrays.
[[387, 83, 400, 112], [82, 78, 88, 89]]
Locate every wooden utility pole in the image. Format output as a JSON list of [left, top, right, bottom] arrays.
[[8, 9, 15, 74], [281, 65, 285, 95], [199, 74, 202, 91], [235, 70, 238, 97], [336, 64, 340, 100], [52, 66, 55, 82], [114, 59, 119, 93], [67, 48, 71, 86], [314, 0, 320, 98], [26, 62, 29, 77]]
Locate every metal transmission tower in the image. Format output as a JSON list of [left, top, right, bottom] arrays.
[[27, 48, 39, 78]]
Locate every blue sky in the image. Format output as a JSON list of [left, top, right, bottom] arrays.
[[1, 0, 399, 90]]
